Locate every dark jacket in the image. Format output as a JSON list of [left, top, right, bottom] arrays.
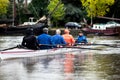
[[22, 35, 39, 50]]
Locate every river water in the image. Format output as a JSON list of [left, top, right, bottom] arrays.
[[0, 36, 120, 80]]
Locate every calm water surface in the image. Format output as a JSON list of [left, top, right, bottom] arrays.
[[0, 36, 120, 80]]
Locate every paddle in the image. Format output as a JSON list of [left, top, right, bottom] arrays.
[[0, 46, 18, 51], [75, 43, 119, 48], [0, 45, 26, 51]]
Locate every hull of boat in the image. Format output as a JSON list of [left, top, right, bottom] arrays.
[[0, 23, 47, 35], [82, 27, 119, 36], [0, 48, 80, 60]]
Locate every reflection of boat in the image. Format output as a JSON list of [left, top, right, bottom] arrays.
[[0, 48, 80, 60], [82, 22, 120, 36]]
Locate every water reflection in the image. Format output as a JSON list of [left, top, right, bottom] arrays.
[[0, 60, 27, 80], [1, 51, 120, 80], [73, 52, 101, 80], [95, 54, 120, 80], [64, 53, 74, 80]]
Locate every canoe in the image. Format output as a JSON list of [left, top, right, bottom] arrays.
[[0, 48, 80, 60]]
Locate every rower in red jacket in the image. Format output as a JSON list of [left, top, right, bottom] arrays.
[[62, 29, 75, 46]]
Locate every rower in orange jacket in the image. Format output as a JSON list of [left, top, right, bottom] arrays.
[[62, 29, 75, 46]]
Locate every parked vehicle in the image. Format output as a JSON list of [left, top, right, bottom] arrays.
[[105, 21, 120, 27], [65, 22, 81, 29]]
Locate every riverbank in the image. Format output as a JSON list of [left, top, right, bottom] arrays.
[[0, 27, 82, 36], [0, 27, 120, 38]]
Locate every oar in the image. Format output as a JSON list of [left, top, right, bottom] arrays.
[[39, 44, 102, 50], [63, 46, 102, 50], [0, 44, 26, 51], [0, 44, 103, 51], [39, 44, 66, 47], [75, 43, 119, 48], [0, 46, 18, 51]]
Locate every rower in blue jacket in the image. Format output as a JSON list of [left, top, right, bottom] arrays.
[[76, 31, 88, 44], [51, 29, 66, 47], [37, 28, 52, 49]]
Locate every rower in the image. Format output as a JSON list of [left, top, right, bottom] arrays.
[[37, 28, 52, 49], [22, 28, 39, 50], [51, 29, 66, 47], [76, 31, 88, 44], [62, 29, 75, 46]]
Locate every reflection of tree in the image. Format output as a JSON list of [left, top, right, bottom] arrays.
[[95, 54, 120, 79], [74, 52, 94, 72]]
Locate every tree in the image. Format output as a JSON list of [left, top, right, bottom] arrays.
[[108, 0, 120, 19], [62, 0, 87, 24], [62, 0, 82, 7], [13, 0, 25, 24], [81, 0, 115, 17], [28, 0, 49, 19], [0, 0, 9, 16], [64, 4, 87, 22], [47, 0, 65, 26]]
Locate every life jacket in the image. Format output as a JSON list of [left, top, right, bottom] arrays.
[[62, 34, 75, 46], [76, 35, 88, 43]]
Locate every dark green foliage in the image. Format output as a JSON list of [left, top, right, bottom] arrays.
[[28, 0, 49, 19], [107, 0, 120, 20], [6, 1, 12, 19], [62, 0, 82, 7], [64, 4, 87, 22]]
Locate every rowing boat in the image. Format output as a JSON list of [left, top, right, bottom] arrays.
[[1, 43, 117, 60], [0, 48, 80, 60]]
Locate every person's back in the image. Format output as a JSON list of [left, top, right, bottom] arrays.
[[37, 33, 51, 44], [51, 29, 66, 47], [22, 28, 39, 50], [37, 28, 52, 49], [62, 29, 75, 46], [76, 31, 88, 44]]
